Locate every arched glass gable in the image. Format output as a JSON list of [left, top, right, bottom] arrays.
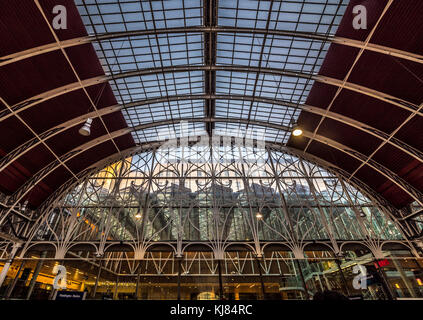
[[11, 143, 421, 301], [35, 142, 402, 258]]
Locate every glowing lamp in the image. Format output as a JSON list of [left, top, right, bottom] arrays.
[[79, 118, 93, 136], [291, 122, 303, 137]]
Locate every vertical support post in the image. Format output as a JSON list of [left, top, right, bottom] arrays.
[[316, 273, 325, 292], [92, 259, 102, 299], [135, 260, 141, 300], [4, 259, 26, 299], [324, 274, 332, 290], [113, 260, 122, 300], [391, 258, 418, 298], [217, 259, 224, 300], [335, 258, 351, 296], [25, 251, 47, 300], [375, 259, 395, 300], [177, 257, 182, 300], [0, 242, 21, 288], [113, 276, 119, 300], [294, 259, 310, 300], [255, 256, 266, 299]]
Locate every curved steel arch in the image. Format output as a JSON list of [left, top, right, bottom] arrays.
[[2, 27, 423, 68], [302, 105, 423, 164], [4, 116, 422, 224], [0, 105, 121, 173], [122, 93, 300, 109], [0, 128, 131, 226], [33, 139, 410, 239], [2, 117, 293, 220], [4, 94, 423, 178], [0, 75, 108, 123], [4, 93, 423, 178], [302, 130, 423, 208], [130, 117, 291, 132], [5, 129, 414, 221], [3, 65, 422, 128], [114, 65, 423, 117], [0, 65, 305, 124]]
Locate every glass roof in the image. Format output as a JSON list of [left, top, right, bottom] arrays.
[[75, 0, 350, 144], [111, 70, 204, 103]]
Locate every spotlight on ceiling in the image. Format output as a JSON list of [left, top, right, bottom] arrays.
[[292, 123, 303, 137], [79, 118, 93, 136], [21, 200, 29, 211], [135, 212, 142, 219], [256, 212, 263, 219], [359, 210, 366, 218]]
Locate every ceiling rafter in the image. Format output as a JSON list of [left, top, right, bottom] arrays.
[[348, 101, 423, 181], [244, 0, 275, 131], [302, 130, 423, 208], [4, 92, 423, 180], [3, 26, 423, 68], [113, 66, 423, 116], [4, 64, 422, 126], [0, 75, 108, 123], [401, 208, 423, 221], [316, 76, 422, 115], [129, 117, 291, 132], [34, 0, 123, 158], [0, 95, 80, 185], [303, 105, 423, 164], [303, 0, 394, 154], [7, 117, 421, 221], [203, 0, 217, 136], [0, 105, 121, 173], [0, 127, 131, 227]]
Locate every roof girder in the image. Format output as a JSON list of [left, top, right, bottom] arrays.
[[0, 105, 121, 173], [302, 130, 423, 207], [4, 120, 420, 223], [2, 27, 423, 68], [35, 140, 404, 231], [4, 65, 421, 127], [303, 105, 423, 164], [0, 127, 131, 227], [3, 95, 423, 179]]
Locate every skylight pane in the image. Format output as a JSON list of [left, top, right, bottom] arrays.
[[76, 0, 349, 145]]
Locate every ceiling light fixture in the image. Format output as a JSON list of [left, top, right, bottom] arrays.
[[21, 199, 29, 211], [292, 122, 303, 137], [79, 118, 93, 136], [256, 212, 263, 219], [135, 212, 142, 219]]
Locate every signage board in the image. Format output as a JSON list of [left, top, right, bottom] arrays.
[[53, 291, 87, 300]]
